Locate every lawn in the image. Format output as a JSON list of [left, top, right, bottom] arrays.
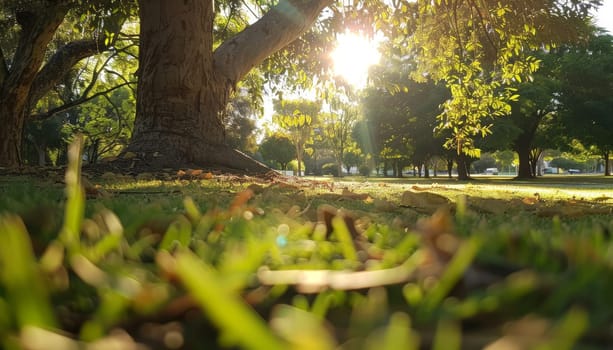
[[0, 148, 612, 349]]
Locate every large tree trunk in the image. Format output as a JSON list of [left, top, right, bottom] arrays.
[[604, 150, 611, 176], [0, 5, 68, 167], [127, 0, 230, 166], [127, 0, 332, 173], [515, 143, 533, 179], [456, 154, 470, 180]]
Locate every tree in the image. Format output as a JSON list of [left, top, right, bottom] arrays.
[[0, 1, 132, 166], [397, 0, 597, 159], [557, 32, 613, 175], [122, 0, 332, 173], [272, 98, 321, 176], [259, 134, 295, 171], [224, 90, 263, 155], [2, 0, 599, 172], [320, 89, 359, 177], [361, 56, 448, 177]]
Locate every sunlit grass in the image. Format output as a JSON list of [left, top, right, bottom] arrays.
[[0, 149, 612, 348]]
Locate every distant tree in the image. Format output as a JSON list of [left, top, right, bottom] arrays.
[[557, 32, 613, 176], [0, 1, 133, 166], [225, 92, 262, 155], [549, 157, 583, 171], [259, 134, 295, 171], [320, 91, 359, 177], [273, 98, 320, 176], [343, 149, 362, 174], [361, 57, 448, 178], [472, 153, 497, 174]]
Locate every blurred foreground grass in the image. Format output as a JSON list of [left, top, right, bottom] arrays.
[[0, 138, 612, 349]]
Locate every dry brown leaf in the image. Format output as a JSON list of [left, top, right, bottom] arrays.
[[401, 190, 451, 213], [416, 208, 459, 266], [229, 189, 254, 213], [198, 172, 214, 180], [82, 177, 110, 198], [317, 204, 361, 239], [373, 198, 396, 212], [341, 188, 370, 201], [468, 197, 519, 215], [522, 196, 539, 205], [187, 169, 203, 177]]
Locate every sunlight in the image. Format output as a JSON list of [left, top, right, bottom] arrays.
[[331, 32, 380, 89]]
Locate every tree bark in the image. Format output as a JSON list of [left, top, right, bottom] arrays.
[[604, 150, 611, 176], [456, 154, 470, 180], [515, 142, 533, 179], [28, 38, 113, 110], [127, 0, 332, 173], [0, 5, 69, 167]]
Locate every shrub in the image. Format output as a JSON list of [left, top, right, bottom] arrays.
[[359, 164, 372, 177]]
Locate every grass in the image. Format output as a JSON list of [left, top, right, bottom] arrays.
[[0, 144, 612, 349]]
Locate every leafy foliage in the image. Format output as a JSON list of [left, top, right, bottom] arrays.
[[259, 133, 295, 170], [273, 98, 322, 176]]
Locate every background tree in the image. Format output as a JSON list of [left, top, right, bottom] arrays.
[[259, 133, 295, 171], [0, 0, 134, 166], [361, 56, 448, 177], [1, 0, 600, 172], [557, 32, 613, 175], [320, 89, 359, 177], [224, 86, 263, 155], [273, 98, 321, 176]]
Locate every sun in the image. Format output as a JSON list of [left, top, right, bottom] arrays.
[[331, 32, 381, 88]]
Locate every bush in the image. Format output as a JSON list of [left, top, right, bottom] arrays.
[[549, 157, 583, 171], [322, 163, 340, 176], [359, 164, 372, 177], [288, 159, 306, 175]]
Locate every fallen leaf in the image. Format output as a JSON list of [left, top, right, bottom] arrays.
[[198, 172, 214, 180], [187, 169, 203, 177], [373, 198, 396, 212], [522, 196, 539, 205], [401, 190, 451, 213], [341, 188, 370, 201]]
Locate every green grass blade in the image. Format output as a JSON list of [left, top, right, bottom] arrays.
[[159, 215, 192, 251], [331, 216, 358, 262], [0, 214, 56, 329], [420, 236, 482, 314], [380, 312, 419, 350], [60, 135, 85, 254], [433, 318, 461, 350], [174, 251, 285, 350]]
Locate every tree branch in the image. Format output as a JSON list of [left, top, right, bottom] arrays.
[[214, 0, 334, 86], [0, 45, 8, 85], [28, 38, 113, 108], [1, 4, 68, 107], [29, 81, 135, 121]]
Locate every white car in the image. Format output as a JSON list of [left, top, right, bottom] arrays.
[[484, 168, 499, 175]]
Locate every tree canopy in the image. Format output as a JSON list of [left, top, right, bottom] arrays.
[[0, 0, 604, 173]]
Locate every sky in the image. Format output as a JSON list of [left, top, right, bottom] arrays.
[[595, 1, 613, 33]]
